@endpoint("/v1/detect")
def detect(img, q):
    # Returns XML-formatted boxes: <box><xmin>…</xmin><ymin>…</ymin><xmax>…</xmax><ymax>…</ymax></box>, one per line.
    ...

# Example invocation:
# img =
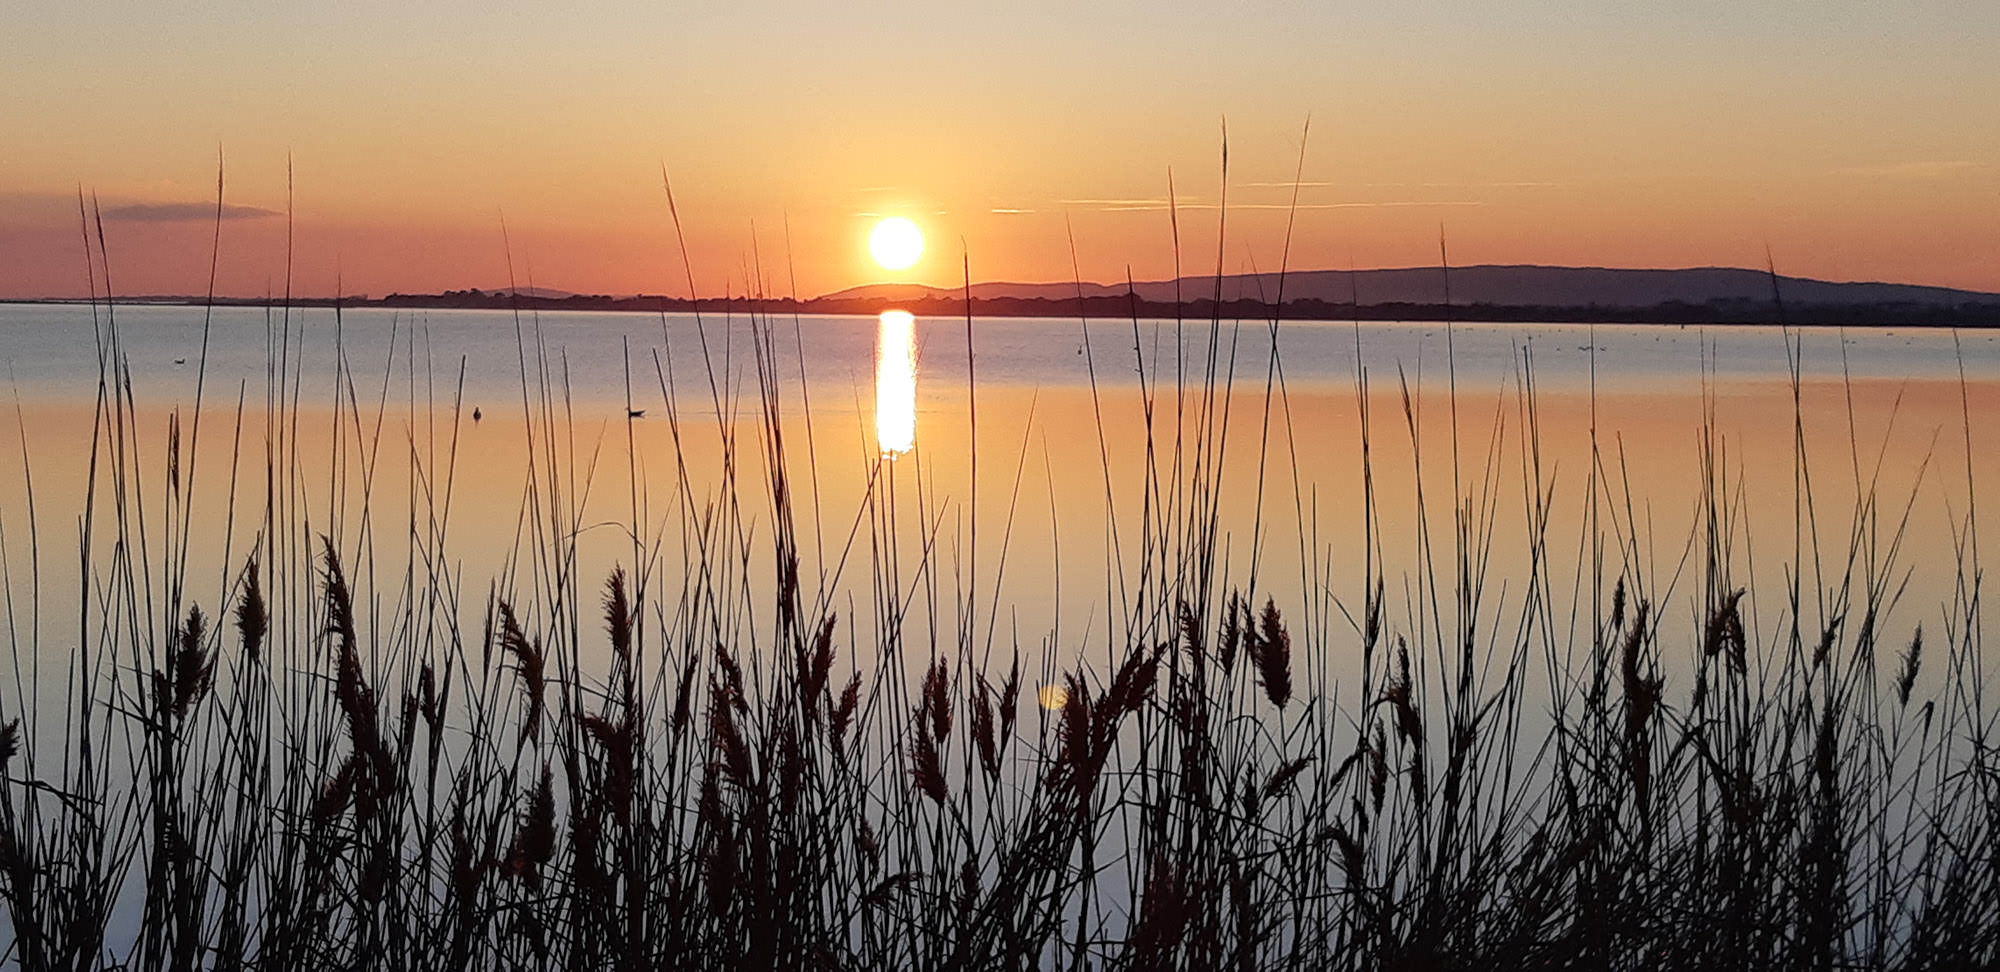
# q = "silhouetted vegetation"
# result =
<box><xmin>1</xmin><ymin>199</ymin><xmax>1996</xmax><ymax>971</ymax></box>
<box><xmin>18</xmin><ymin>276</ymin><xmax>2000</xmax><ymax>328</ymax></box>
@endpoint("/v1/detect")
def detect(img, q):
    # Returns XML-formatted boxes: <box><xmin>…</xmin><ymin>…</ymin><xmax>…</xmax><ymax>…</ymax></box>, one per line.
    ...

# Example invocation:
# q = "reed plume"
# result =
<box><xmin>603</xmin><ymin>568</ymin><xmax>632</xmax><ymax>665</ymax></box>
<box><xmin>1895</xmin><ymin>627</ymin><xmax>1924</xmax><ymax>707</ymax></box>
<box><xmin>496</xmin><ymin>601</ymin><xmax>546</xmax><ymax>744</ymax></box>
<box><xmin>921</xmin><ymin>658</ymin><xmax>951</xmax><ymax>742</ymax></box>
<box><xmin>1252</xmin><ymin>597</ymin><xmax>1292</xmax><ymax>709</ymax></box>
<box><xmin>507</xmin><ymin>765</ymin><xmax>556</xmax><ymax>890</ymax></box>
<box><xmin>165</xmin><ymin>604</ymin><xmax>214</xmax><ymax>717</ymax></box>
<box><xmin>234</xmin><ymin>558</ymin><xmax>265</xmax><ymax>662</ymax></box>
<box><xmin>910</xmin><ymin>727</ymin><xmax>948</xmax><ymax>805</ymax></box>
<box><xmin>831</xmin><ymin>672</ymin><xmax>861</xmax><ymax>754</ymax></box>
<box><xmin>1703</xmin><ymin>588</ymin><xmax>1748</xmax><ymax>671</ymax></box>
<box><xmin>973</xmin><ymin>677</ymin><xmax>1001</xmax><ymax>781</ymax></box>
<box><xmin>1218</xmin><ymin>591</ymin><xmax>1244</xmax><ymax>675</ymax></box>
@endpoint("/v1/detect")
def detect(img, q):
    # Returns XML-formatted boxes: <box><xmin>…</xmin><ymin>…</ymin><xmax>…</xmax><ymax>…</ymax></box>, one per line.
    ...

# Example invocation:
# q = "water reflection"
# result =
<box><xmin>875</xmin><ymin>310</ymin><xmax>917</xmax><ymax>456</ymax></box>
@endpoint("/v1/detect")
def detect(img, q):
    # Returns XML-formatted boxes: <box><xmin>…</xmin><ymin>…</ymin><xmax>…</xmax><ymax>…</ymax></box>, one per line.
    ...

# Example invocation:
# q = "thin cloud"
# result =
<box><xmin>1829</xmin><ymin>161</ymin><xmax>1988</xmax><ymax>179</ymax></box>
<box><xmin>103</xmin><ymin>202</ymin><xmax>281</xmax><ymax>222</ymax></box>
<box><xmin>1098</xmin><ymin>200</ymin><xmax>1486</xmax><ymax>212</ymax></box>
<box><xmin>990</xmin><ymin>207</ymin><xmax>1036</xmax><ymax>214</ymax></box>
<box><xmin>1060</xmin><ymin>198</ymin><xmax>1181</xmax><ymax>207</ymax></box>
<box><xmin>1236</xmin><ymin>180</ymin><xmax>1555</xmax><ymax>189</ymax></box>
<box><xmin>1363</xmin><ymin>181</ymin><xmax>1555</xmax><ymax>189</ymax></box>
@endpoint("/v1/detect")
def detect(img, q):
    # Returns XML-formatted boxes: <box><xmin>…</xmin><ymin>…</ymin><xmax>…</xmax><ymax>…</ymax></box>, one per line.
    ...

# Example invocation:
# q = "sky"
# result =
<box><xmin>2</xmin><ymin>0</ymin><xmax>1997</xmax><ymax>299</ymax></box>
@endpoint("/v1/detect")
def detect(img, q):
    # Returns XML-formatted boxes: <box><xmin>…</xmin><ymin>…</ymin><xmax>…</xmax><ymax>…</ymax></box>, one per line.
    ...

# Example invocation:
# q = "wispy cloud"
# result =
<box><xmin>990</xmin><ymin>207</ymin><xmax>1036</xmax><ymax>214</ymax></box>
<box><xmin>1366</xmin><ymin>181</ymin><xmax>1555</xmax><ymax>189</ymax></box>
<box><xmin>103</xmin><ymin>202</ymin><xmax>281</xmax><ymax>222</ymax></box>
<box><xmin>1097</xmin><ymin>200</ymin><xmax>1486</xmax><ymax>212</ymax></box>
<box><xmin>1828</xmin><ymin>161</ymin><xmax>1989</xmax><ymax>180</ymax></box>
<box><xmin>1237</xmin><ymin>180</ymin><xmax>1555</xmax><ymax>189</ymax></box>
<box><xmin>1059</xmin><ymin>198</ymin><xmax>1181</xmax><ymax>207</ymax></box>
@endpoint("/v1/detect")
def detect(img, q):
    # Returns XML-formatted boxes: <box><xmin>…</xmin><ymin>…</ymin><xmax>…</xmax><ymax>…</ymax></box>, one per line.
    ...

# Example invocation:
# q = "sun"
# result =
<box><xmin>869</xmin><ymin>217</ymin><xmax>925</xmax><ymax>271</ymax></box>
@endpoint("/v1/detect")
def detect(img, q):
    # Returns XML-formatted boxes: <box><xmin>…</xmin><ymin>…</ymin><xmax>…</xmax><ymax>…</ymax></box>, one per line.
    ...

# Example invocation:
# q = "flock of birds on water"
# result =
<box><xmin>145</xmin><ymin>324</ymin><xmax>1986</xmax><ymax>431</ymax></box>
<box><xmin>460</xmin><ymin>406</ymin><xmax>640</xmax><ymax>422</ymax></box>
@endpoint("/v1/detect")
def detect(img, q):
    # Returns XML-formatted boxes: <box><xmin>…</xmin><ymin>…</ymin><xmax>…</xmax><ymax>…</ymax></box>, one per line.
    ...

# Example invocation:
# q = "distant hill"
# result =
<box><xmin>827</xmin><ymin>280</ymin><xmax>1130</xmax><ymax>302</ymax></box>
<box><xmin>455</xmin><ymin>286</ymin><xmax>576</xmax><ymax>299</ymax></box>
<box><xmin>26</xmin><ymin>265</ymin><xmax>1997</xmax><ymax>327</ymax></box>
<box><xmin>822</xmin><ymin>266</ymin><xmax>2000</xmax><ymax>309</ymax></box>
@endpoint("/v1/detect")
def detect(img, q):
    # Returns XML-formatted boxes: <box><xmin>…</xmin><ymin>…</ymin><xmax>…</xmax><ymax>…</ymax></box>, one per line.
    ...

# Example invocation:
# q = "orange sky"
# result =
<box><xmin>3</xmin><ymin>1</ymin><xmax>1996</xmax><ymax>298</ymax></box>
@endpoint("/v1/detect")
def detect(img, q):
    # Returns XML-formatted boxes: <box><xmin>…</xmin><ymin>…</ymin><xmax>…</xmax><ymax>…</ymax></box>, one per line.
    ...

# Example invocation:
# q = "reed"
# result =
<box><xmin>0</xmin><ymin>188</ymin><xmax>1994</xmax><ymax>972</ymax></box>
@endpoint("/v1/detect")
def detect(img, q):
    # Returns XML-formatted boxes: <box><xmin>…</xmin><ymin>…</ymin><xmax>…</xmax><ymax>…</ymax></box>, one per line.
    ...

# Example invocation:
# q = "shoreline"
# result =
<box><xmin>6</xmin><ymin>293</ymin><xmax>1998</xmax><ymax>327</ymax></box>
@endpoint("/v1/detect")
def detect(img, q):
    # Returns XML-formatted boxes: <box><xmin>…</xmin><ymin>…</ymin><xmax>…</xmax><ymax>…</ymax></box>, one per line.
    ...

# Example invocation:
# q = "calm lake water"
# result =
<box><xmin>1</xmin><ymin>300</ymin><xmax>1997</xmax><ymax>711</ymax></box>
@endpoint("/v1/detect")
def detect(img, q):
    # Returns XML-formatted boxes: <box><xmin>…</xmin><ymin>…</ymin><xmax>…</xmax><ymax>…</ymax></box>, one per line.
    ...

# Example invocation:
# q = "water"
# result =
<box><xmin>0</xmin><ymin>300</ymin><xmax>1995</xmax><ymax>708</ymax></box>
<box><xmin>4</xmin><ymin>299</ymin><xmax>1997</xmax><ymax>961</ymax></box>
<box><xmin>7</xmin><ymin>301</ymin><xmax>1996</xmax><ymax>404</ymax></box>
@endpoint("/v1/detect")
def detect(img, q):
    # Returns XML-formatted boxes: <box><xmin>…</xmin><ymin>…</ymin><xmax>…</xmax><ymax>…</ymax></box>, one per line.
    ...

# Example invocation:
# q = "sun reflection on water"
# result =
<box><xmin>875</xmin><ymin>310</ymin><xmax>917</xmax><ymax>457</ymax></box>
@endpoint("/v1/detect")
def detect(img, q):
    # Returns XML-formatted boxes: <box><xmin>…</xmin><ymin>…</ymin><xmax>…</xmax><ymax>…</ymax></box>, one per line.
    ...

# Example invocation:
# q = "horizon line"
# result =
<box><xmin>10</xmin><ymin>261</ymin><xmax>2000</xmax><ymax>305</ymax></box>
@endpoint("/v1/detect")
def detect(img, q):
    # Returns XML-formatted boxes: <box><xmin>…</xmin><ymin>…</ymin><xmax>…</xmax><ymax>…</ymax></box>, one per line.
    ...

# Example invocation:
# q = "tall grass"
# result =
<box><xmin>0</xmin><ymin>196</ymin><xmax>1996</xmax><ymax>972</ymax></box>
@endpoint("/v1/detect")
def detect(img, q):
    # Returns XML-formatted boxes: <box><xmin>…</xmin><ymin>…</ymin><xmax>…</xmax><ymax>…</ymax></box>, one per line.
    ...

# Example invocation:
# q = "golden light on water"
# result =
<box><xmin>875</xmin><ymin>310</ymin><xmax>917</xmax><ymax>457</ymax></box>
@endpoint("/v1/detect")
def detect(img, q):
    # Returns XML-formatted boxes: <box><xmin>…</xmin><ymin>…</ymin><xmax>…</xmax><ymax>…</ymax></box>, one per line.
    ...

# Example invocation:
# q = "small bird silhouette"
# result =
<box><xmin>628</xmin><ymin>408</ymin><xmax>646</xmax><ymax>418</ymax></box>
<box><xmin>472</xmin><ymin>407</ymin><xmax>482</xmax><ymax>422</ymax></box>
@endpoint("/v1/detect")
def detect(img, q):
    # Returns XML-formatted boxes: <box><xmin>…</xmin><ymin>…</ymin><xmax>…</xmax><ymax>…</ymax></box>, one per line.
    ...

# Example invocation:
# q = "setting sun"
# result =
<box><xmin>869</xmin><ymin>217</ymin><xmax>925</xmax><ymax>271</ymax></box>
<box><xmin>9</xmin><ymin>1</ymin><xmax>2000</xmax><ymax>964</ymax></box>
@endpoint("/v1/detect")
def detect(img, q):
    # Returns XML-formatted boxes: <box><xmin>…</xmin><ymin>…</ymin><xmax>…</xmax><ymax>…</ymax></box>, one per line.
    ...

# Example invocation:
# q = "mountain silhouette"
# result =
<box><xmin>822</xmin><ymin>265</ymin><xmax>1998</xmax><ymax>309</ymax></box>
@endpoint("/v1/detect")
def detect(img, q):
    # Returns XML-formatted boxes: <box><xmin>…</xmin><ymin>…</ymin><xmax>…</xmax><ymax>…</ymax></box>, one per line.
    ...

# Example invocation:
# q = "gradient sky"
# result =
<box><xmin>3</xmin><ymin>0</ymin><xmax>1997</xmax><ymax>299</ymax></box>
